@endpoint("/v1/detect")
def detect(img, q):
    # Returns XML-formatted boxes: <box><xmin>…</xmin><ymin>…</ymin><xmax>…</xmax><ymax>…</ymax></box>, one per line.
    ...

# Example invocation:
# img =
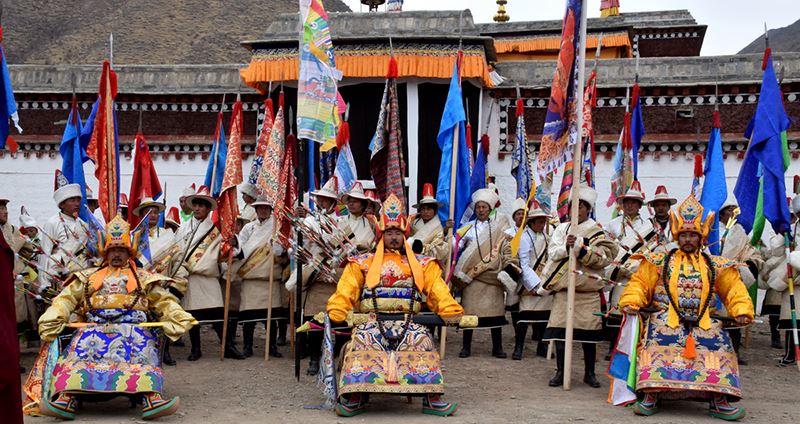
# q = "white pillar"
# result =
<box><xmin>406</xmin><ymin>81</ymin><xmax>420</xmax><ymax>212</ymax></box>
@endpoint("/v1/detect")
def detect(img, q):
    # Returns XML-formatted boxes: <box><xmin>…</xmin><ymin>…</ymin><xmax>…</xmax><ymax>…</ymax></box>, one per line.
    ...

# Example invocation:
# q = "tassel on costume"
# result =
<box><xmin>683</xmin><ymin>332</ymin><xmax>697</xmax><ymax>359</ymax></box>
<box><xmin>385</xmin><ymin>351</ymin><xmax>399</xmax><ymax>384</ymax></box>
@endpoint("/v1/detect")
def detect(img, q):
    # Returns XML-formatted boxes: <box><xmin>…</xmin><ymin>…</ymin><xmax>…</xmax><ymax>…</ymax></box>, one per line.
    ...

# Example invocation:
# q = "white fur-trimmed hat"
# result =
<box><xmin>511</xmin><ymin>197</ymin><xmax>527</xmax><ymax>214</ymax></box>
<box><xmin>239</xmin><ymin>182</ymin><xmax>259</xmax><ymax>198</ymax></box>
<box><xmin>577</xmin><ymin>185</ymin><xmax>597</xmax><ymax>208</ymax></box>
<box><xmin>471</xmin><ymin>188</ymin><xmax>500</xmax><ymax>209</ymax></box>
<box><xmin>53</xmin><ymin>170</ymin><xmax>82</xmax><ymax>206</ymax></box>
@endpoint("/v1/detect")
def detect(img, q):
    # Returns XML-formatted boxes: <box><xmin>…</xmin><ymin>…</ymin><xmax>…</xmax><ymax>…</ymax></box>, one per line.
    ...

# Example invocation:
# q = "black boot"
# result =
<box><xmin>512</xmin><ymin>323</ymin><xmax>527</xmax><ymax>360</ymax></box>
<box><xmin>583</xmin><ymin>343</ymin><xmax>600</xmax><ymax>388</ymax></box>
<box><xmin>242</xmin><ymin>322</ymin><xmax>255</xmax><ymax>358</ymax></box>
<box><xmin>491</xmin><ymin>327</ymin><xmax>507</xmax><ymax>358</ymax></box>
<box><xmin>214</xmin><ymin>321</ymin><xmax>246</xmax><ymax>360</ymax></box>
<box><xmin>269</xmin><ymin>321</ymin><xmax>282</xmax><ymax>358</ymax></box>
<box><xmin>533</xmin><ymin>323</ymin><xmax>548</xmax><ymax>358</ymax></box>
<box><xmin>779</xmin><ymin>332</ymin><xmax>797</xmax><ymax>367</ymax></box>
<box><xmin>187</xmin><ymin>326</ymin><xmax>202</xmax><ymax>361</ymax></box>
<box><xmin>277</xmin><ymin>320</ymin><xmax>288</xmax><ymax>346</ymax></box>
<box><xmin>162</xmin><ymin>340</ymin><xmax>176</xmax><ymax>366</ymax></box>
<box><xmin>729</xmin><ymin>328</ymin><xmax>746</xmax><ymax>365</ymax></box>
<box><xmin>459</xmin><ymin>330</ymin><xmax>473</xmax><ymax>358</ymax></box>
<box><xmin>770</xmin><ymin>315</ymin><xmax>783</xmax><ymax>349</ymax></box>
<box><xmin>549</xmin><ymin>341</ymin><xmax>565</xmax><ymax>387</ymax></box>
<box><xmin>308</xmin><ymin>331</ymin><xmax>322</xmax><ymax>375</ymax></box>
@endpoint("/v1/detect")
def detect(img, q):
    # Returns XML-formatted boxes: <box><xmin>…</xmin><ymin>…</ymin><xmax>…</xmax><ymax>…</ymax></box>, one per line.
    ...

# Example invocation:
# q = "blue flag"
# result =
<box><xmin>435</xmin><ymin>61</ymin><xmax>470</xmax><ymax>224</ymax></box>
<box><xmin>58</xmin><ymin>99</ymin><xmax>95</xmax><ymax>226</ymax></box>
<box><xmin>700</xmin><ymin>112</ymin><xmax>726</xmax><ymax>255</ymax></box>
<box><xmin>204</xmin><ymin>113</ymin><xmax>227</xmax><ymax>197</ymax></box>
<box><xmin>0</xmin><ymin>40</ymin><xmax>21</xmax><ymax>151</ymax></box>
<box><xmin>734</xmin><ymin>53</ymin><xmax>792</xmax><ymax>237</ymax></box>
<box><xmin>630</xmin><ymin>85</ymin><xmax>645</xmax><ymax>179</ymax></box>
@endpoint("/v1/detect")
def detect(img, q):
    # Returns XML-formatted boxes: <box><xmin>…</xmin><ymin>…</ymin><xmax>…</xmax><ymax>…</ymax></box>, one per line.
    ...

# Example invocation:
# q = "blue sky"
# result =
<box><xmin>341</xmin><ymin>0</ymin><xmax>799</xmax><ymax>56</ymax></box>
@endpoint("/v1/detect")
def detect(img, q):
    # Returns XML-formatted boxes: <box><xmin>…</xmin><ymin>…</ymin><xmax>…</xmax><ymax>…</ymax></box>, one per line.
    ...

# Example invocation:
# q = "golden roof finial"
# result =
<box><xmin>494</xmin><ymin>0</ymin><xmax>510</xmax><ymax>23</ymax></box>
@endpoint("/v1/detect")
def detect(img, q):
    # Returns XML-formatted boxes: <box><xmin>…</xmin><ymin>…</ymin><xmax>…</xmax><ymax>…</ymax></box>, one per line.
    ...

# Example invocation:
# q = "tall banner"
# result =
<box><xmin>297</xmin><ymin>0</ymin><xmax>342</xmax><ymax>150</ymax></box>
<box><xmin>86</xmin><ymin>60</ymin><xmax>120</xmax><ymax>222</ymax></box>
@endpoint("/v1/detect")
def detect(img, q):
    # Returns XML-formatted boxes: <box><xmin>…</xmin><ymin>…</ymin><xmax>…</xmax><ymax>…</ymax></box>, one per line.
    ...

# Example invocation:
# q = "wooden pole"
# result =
<box><xmin>264</xmin><ymin>251</ymin><xmax>276</xmax><ymax>362</ymax></box>
<box><xmin>563</xmin><ymin>0</ymin><xmax>589</xmax><ymax>391</ymax></box>
<box><xmin>289</xmin><ymin>292</ymin><xmax>295</xmax><ymax>351</ymax></box>
<box><xmin>220</xmin><ymin>251</ymin><xmax>234</xmax><ymax>360</ymax></box>
<box><xmin>441</xmin><ymin>118</ymin><xmax>461</xmax><ymax>360</ymax></box>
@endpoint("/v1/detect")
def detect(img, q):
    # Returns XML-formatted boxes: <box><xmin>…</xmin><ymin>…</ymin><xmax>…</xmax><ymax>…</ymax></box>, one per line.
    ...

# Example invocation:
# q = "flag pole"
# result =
<box><xmin>563</xmin><ymin>0</ymin><xmax>589</xmax><ymax>391</ymax></box>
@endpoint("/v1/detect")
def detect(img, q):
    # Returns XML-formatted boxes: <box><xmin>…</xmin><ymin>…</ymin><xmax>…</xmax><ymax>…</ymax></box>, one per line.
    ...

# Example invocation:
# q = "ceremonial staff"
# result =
<box><xmin>563</xmin><ymin>0</ymin><xmax>589</xmax><ymax>391</ymax></box>
<box><xmin>295</xmin><ymin>131</ymin><xmax>304</xmax><ymax>381</ymax></box>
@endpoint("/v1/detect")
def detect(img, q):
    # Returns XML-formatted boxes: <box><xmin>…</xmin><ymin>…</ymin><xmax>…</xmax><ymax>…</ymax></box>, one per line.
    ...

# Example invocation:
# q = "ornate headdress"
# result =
<box><xmin>366</xmin><ymin>193</ymin><xmax>424</xmax><ymax>290</ymax></box>
<box><xmin>376</xmin><ymin>193</ymin><xmax>408</xmax><ymax>238</ymax></box>
<box><xmin>98</xmin><ymin>214</ymin><xmax>139</xmax><ymax>256</ymax></box>
<box><xmin>669</xmin><ymin>194</ymin><xmax>714</xmax><ymax>241</ymax></box>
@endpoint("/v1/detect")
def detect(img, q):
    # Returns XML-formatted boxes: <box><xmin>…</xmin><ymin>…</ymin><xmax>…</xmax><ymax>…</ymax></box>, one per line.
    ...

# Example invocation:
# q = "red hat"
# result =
<box><xmin>412</xmin><ymin>183</ymin><xmax>443</xmax><ymax>209</ymax></box>
<box><xmin>165</xmin><ymin>207</ymin><xmax>181</xmax><ymax>229</ymax></box>
<box><xmin>647</xmin><ymin>185</ymin><xmax>677</xmax><ymax>206</ymax></box>
<box><xmin>120</xmin><ymin>193</ymin><xmax>129</xmax><ymax>208</ymax></box>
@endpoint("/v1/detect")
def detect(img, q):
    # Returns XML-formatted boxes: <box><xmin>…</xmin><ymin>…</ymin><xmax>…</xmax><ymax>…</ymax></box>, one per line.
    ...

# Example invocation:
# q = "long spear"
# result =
<box><xmin>563</xmin><ymin>0</ymin><xmax>589</xmax><ymax>391</ymax></box>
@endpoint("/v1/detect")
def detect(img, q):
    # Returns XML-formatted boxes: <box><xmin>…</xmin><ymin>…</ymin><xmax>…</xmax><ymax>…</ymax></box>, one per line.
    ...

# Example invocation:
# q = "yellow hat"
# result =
<box><xmin>669</xmin><ymin>194</ymin><xmax>714</xmax><ymax>241</ymax></box>
<box><xmin>98</xmin><ymin>213</ymin><xmax>138</xmax><ymax>256</ymax></box>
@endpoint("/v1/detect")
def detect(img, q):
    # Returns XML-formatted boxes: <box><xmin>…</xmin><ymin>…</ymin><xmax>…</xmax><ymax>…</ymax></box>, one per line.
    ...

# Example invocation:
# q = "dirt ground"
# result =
<box><xmin>21</xmin><ymin>321</ymin><xmax>796</xmax><ymax>424</ymax></box>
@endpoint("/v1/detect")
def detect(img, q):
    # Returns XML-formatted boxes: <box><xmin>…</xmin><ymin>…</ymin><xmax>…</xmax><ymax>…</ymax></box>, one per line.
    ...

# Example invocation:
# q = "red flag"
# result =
<box><xmin>218</xmin><ymin>100</ymin><xmax>244</xmax><ymax>257</ymax></box>
<box><xmin>275</xmin><ymin>133</ymin><xmax>297</xmax><ymax>250</ymax></box>
<box><xmin>127</xmin><ymin>133</ymin><xmax>162</xmax><ymax>226</ymax></box>
<box><xmin>86</xmin><ymin>60</ymin><xmax>119</xmax><ymax>222</ymax></box>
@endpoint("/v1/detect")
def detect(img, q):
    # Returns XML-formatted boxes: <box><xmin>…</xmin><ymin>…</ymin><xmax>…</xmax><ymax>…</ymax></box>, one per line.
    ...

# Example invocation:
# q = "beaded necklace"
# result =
<box><xmin>474</xmin><ymin>219</ymin><xmax>493</xmax><ymax>264</ymax></box>
<box><xmin>371</xmin><ymin>280</ymin><xmax>416</xmax><ymax>351</ymax></box>
<box><xmin>661</xmin><ymin>249</ymin><xmax>716</xmax><ymax>328</ymax></box>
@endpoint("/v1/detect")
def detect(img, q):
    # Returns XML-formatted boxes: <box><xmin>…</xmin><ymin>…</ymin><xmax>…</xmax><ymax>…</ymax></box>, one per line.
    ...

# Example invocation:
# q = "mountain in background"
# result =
<box><xmin>739</xmin><ymin>18</ymin><xmax>800</xmax><ymax>54</ymax></box>
<box><xmin>1</xmin><ymin>0</ymin><xmax>351</xmax><ymax>65</ymax></box>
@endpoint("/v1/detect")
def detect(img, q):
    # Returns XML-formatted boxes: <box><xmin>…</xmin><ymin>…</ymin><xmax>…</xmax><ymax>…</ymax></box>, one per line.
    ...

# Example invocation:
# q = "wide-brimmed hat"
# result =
<box><xmin>239</xmin><ymin>182</ymin><xmax>259</xmax><ymax>198</ymax></box>
<box><xmin>119</xmin><ymin>193</ymin><xmax>129</xmax><ymax>208</ymax></box>
<box><xmin>251</xmin><ymin>195</ymin><xmax>273</xmax><ymax>208</ymax></box>
<box><xmin>342</xmin><ymin>181</ymin><xmax>370</xmax><ymax>203</ymax></box>
<box><xmin>53</xmin><ymin>170</ymin><xmax>82</xmax><ymax>206</ymax></box>
<box><xmin>180</xmin><ymin>183</ymin><xmax>196</xmax><ymax>199</ymax></box>
<box><xmin>310</xmin><ymin>177</ymin><xmax>339</xmax><ymax>201</ymax></box>
<box><xmin>86</xmin><ymin>185</ymin><xmax>98</xmax><ymax>201</ymax></box>
<box><xmin>412</xmin><ymin>183</ymin><xmax>443</xmax><ymax>209</ymax></box>
<box><xmin>185</xmin><ymin>185</ymin><xmax>218</xmax><ymax>210</ymax></box>
<box><xmin>133</xmin><ymin>196</ymin><xmax>166</xmax><ymax>217</ymax></box>
<box><xmin>165</xmin><ymin>207</ymin><xmax>181</xmax><ymax>229</ymax></box>
<box><xmin>365</xmin><ymin>189</ymin><xmax>382</xmax><ymax>211</ymax></box>
<box><xmin>617</xmin><ymin>181</ymin><xmax>645</xmax><ymax>204</ymax></box>
<box><xmin>647</xmin><ymin>185</ymin><xmax>677</xmax><ymax>206</ymax></box>
<box><xmin>526</xmin><ymin>200</ymin><xmax>549</xmax><ymax>220</ymax></box>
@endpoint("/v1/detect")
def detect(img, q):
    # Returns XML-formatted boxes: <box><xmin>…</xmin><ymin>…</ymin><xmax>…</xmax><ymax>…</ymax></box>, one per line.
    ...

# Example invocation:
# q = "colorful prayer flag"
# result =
<box><xmin>297</xmin><ymin>0</ymin><xmax>342</xmax><ymax>150</ymax></box>
<box><xmin>59</xmin><ymin>96</ymin><xmax>90</xmax><ymax>221</ymax></box>
<box><xmin>630</xmin><ymin>83</ymin><xmax>645</xmax><ymax>179</ymax></box>
<box><xmin>511</xmin><ymin>99</ymin><xmax>533</xmax><ymax>200</ymax></box>
<box><xmin>257</xmin><ymin>94</ymin><xmax>286</xmax><ymax>205</ymax></box>
<box><xmin>334</xmin><ymin>120</ymin><xmax>357</xmax><ymax>195</ymax></box>
<box><xmin>607</xmin><ymin>314</ymin><xmax>639</xmax><ymax>406</ymax></box>
<box><xmin>275</xmin><ymin>133</ymin><xmax>298</xmax><ymax>250</ymax></box>
<box><xmin>247</xmin><ymin>98</ymin><xmax>274</xmax><ymax>187</ymax></box>
<box><xmin>536</xmin><ymin>0</ymin><xmax>584</xmax><ymax>178</ymax></box>
<box><xmin>369</xmin><ymin>57</ymin><xmax>406</xmax><ymax>207</ymax></box>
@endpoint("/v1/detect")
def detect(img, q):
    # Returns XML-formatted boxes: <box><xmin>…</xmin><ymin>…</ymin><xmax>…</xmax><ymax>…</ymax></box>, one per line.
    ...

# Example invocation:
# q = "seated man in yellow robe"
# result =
<box><xmin>619</xmin><ymin>195</ymin><xmax>754</xmax><ymax>421</ymax></box>
<box><xmin>34</xmin><ymin>215</ymin><xmax>196</xmax><ymax>420</ymax></box>
<box><xmin>327</xmin><ymin>194</ymin><xmax>464</xmax><ymax>417</ymax></box>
